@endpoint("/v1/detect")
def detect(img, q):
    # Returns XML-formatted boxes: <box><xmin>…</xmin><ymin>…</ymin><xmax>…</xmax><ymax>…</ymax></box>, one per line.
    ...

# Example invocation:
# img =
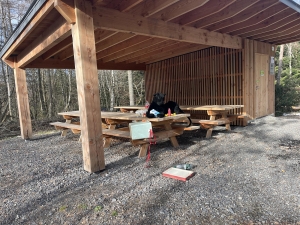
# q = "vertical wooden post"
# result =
<box><xmin>72</xmin><ymin>0</ymin><xmax>105</xmax><ymax>172</ymax></box>
<box><xmin>14</xmin><ymin>66</ymin><xmax>32</xmax><ymax>139</ymax></box>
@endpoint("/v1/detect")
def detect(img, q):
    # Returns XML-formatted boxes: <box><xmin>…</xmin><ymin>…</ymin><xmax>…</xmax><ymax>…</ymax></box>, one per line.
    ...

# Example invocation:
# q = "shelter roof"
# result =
<box><xmin>1</xmin><ymin>0</ymin><xmax>300</xmax><ymax>70</ymax></box>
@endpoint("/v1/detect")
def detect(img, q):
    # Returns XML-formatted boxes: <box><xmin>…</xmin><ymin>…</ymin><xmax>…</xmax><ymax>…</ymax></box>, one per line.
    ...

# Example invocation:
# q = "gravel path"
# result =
<box><xmin>0</xmin><ymin>115</ymin><xmax>300</xmax><ymax>225</ymax></box>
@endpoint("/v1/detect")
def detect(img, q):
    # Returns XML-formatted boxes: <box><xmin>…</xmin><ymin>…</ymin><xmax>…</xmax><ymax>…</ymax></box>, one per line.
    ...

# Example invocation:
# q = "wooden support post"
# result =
<box><xmin>72</xmin><ymin>0</ymin><xmax>104</xmax><ymax>173</ymax></box>
<box><xmin>14</xmin><ymin>66</ymin><xmax>32</xmax><ymax>139</ymax></box>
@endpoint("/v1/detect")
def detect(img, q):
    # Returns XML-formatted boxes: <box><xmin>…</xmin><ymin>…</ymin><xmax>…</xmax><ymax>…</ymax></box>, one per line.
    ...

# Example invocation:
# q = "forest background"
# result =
<box><xmin>1</xmin><ymin>0</ymin><xmax>300</xmax><ymax>133</ymax></box>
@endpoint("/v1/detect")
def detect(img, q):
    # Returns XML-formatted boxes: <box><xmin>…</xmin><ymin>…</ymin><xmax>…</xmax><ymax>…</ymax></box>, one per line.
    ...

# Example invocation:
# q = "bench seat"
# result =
<box><xmin>102</xmin><ymin>129</ymin><xmax>131</xmax><ymax>139</ymax></box>
<box><xmin>198</xmin><ymin>119</ymin><xmax>226</xmax><ymax>125</ymax></box>
<box><xmin>50</xmin><ymin>122</ymin><xmax>81</xmax><ymax>134</ymax></box>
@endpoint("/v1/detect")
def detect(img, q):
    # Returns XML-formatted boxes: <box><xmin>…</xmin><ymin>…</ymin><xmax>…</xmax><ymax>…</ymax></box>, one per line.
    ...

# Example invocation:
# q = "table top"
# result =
<box><xmin>58</xmin><ymin>111</ymin><xmax>190</xmax><ymax>122</ymax></box>
<box><xmin>114</xmin><ymin>105</ymin><xmax>244</xmax><ymax>111</ymax></box>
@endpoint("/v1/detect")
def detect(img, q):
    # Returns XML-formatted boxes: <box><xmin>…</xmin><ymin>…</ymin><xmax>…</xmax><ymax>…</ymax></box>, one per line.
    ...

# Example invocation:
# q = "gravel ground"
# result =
<box><xmin>0</xmin><ymin>115</ymin><xmax>300</xmax><ymax>225</ymax></box>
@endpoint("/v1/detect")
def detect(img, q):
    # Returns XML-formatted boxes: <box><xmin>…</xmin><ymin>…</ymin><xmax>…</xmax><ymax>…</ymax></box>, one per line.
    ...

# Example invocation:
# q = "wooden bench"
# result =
<box><xmin>172</xmin><ymin>124</ymin><xmax>201</xmax><ymax>131</ymax></box>
<box><xmin>197</xmin><ymin>119</ymin><xmax>229</xmax><ymax>138</ymax></box>
<box><xmin>50</xmin><ymin>122</ymin><xmax>81</xmax><ymax>134</ymax></box>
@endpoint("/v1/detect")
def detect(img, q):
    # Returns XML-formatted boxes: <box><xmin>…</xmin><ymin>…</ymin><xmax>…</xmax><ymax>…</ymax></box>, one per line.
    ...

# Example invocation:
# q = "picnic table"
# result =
<box><xmin>114</xmin><ymin>105</ymin><xmax>245</xmax><ymax>138</ymax></box>
<box><xmin>50</xmin><ymin>111</ymin><xmax>191</xmax><ymax>157</ymax></box>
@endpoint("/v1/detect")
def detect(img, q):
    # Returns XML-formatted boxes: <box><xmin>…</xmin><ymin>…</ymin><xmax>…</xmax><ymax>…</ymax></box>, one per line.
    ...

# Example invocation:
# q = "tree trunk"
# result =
<box><xmin>128</xmin><ymin>70</ymin><xmax>134</xmax><ymax>105</ymax></box>
<box><xmin>47</xmin><ymin>69</ymin><xmax>53</xmax><ymax>118</ymax></box>
<box><xmin>64</xmin><ymin>69</ymin><xmax>72</xmax><ymax>111</ymax></box>
<box><xmin>288</xmin><ymin>43</ymin><xmax>292</xmax><ymax>76</ymax></box>
<box><xmin>38</xmin><ymin>69</ymin><xmax>47</xmax><ymax>114</ymax></box>
<box><xmin>109</xmin><ymin>70</ymin><xmax>115</xmax><ymax>111</ymax></box>
<box><xmin>277</xmin><ymin>44</ymin><xmax>284</xmax><ymax>85</ymax></box>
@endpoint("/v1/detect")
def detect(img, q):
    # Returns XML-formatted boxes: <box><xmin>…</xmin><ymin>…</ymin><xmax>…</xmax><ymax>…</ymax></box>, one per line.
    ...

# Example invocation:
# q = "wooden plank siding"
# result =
<box><xmin>145</xmin><ymin>40</ymin><xmax>275</xmax><ymax>125</ymax></box>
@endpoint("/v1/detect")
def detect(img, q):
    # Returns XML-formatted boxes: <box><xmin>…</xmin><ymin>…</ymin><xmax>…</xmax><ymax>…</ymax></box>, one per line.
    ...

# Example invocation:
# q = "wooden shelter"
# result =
<box><xmin>1</xmin><ymin>0</ymin><xmax>300</xmax><ymax>172</ymax></box>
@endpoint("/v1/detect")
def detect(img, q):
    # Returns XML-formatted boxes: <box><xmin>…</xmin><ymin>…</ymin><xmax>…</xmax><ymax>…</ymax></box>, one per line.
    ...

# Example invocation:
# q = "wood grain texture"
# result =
<box><xmin>14</xmin><ymin>67</ymin><xmax>32</xmax><ymax>139</ymax></box>
<box><xmin>72</xmin><ymin>0</ymin><xmax>105</xmax><ymax>173</ymax></box>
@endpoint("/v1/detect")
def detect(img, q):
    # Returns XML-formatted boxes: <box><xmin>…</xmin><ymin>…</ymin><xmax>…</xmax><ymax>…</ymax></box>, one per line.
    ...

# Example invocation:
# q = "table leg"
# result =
<box><xmin>164</xmin><ymin>123</ymin><xmax>179</xmax><ymax>147</ymax></box>
<box><xmin>103</xmin><ymin>124</ymin><xmax>116</xmax><ymax>148</ymax></box>
<box><xmin>61</xmin><ymin>119</ymin><xmax>71</xmax><ymax>136</ymax></box>
<box><xmin>220</xmin><ymin>112</ymin><xmax>231</xmax><ymax>130</ymax></box>
<box><xmin>139</xmin><ymin>143</ymin><xmax>149</xmax><ymax>157</ymax></box>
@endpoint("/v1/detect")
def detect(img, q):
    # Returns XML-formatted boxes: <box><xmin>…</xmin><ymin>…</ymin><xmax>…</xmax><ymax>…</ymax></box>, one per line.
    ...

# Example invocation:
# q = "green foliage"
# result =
<box><xmin>275</xmin><ymin>78</ymin><xmax>300</xmax><ymax>114</ymax></box>
<box><xmin>94</xmin><ymin>205</ymin><xmax>103</xmax><ymax>212</ymax></box>
<box><xmin>111</xmin><ymin>210</ymin><xmax>118</xmax><ymax>216</ymax></box>
<box><xmin>59</xmin><ymin>205</ymin><xmax>68</xmax><ymax>212</ymax></box>
<box><xmin>275</xmin><ymin>42</ymin><xmax>300</xmax><ymax>115</ymax></box>
<box><xmin>78</xmin><ymin>203</ymin><xmax>88</xmax><ymax>210</ymax></box>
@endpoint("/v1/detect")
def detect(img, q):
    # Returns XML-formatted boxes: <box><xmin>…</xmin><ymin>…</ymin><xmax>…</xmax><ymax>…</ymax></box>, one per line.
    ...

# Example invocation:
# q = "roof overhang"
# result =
<box><xmin>1</xmin><ymin>0</ymin><xmax>300</xmax><ymax>70</ymax></box>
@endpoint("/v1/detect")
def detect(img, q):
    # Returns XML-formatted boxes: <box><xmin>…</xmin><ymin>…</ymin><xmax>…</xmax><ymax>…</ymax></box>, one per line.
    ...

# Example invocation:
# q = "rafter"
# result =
<box><xmin>2</xmin><ymin>0</ymin><xmax>55</xmax><ymax>61</ymax></box>
<box><xmin>192</xmin><ymin>0</ymin><xmax>260</xmax><ymax>29</ymax></box>
<box><xmin>238</xmin><ymin>12</ymin><xmax>300</xmax><ymax>38</ymax></box>
<box><xmin>129</xmin><ymin>0</ymin><xmax>180</xmax><ymax>17</ymax></box>
<box><xmin>205</xmin><ymin>0</ymin><xmax>278</xmax><ymax>31</ymax></box>
<box><xmin>146</xmin><ymin>44</ymin><xmax>209</xmax><ymax>64</ymax></box>
<box><xmin>173</xmin><ymin>0</ymin><xmax>236</xmax><ymax>25</ymax></box>
<box><xmin>253</xmin><ymin>20</ymin><xmax>300</xmax><ymax>40</ymax></box>
<box><xmin>95</xmin><ymin>36</ymin><xmax>151</xmax><ymax>60</ymax></box>
<box><xmin>113</xmin><ymin>40</ymin><xmax>176</xmax><ymax>63</ymax></box>
<box><xmin>119</xmin><ymin>0</ymin><xmax>144</xmax><ymax>12</ymax></box>
<box><xmin>150</xmin><ymin>0</ymin><xmax>209</xmax><ymax>22</ymax></box>
<box><xmin>274</xmin><ymin>35</ymin><xmax>300</xmax><ymax>45</ymax></box>
<box><xmin>92</xmin><ymin>6</ymin><xmax>242</xmax><ymax>49</ymax></box>
<box><xmin>231</xmin><ymin>10</ymin><xmax>298</xmax><ymax>36</ymax></box>
<box><xmin>259</xmin><ymin>23</ymin><xmax>300</xmax><ymax>42</ymax></box>
<box><xmin>95</xmin><ymin>33</ymin><xmax>135</xmax><ymax>53</ymax></box>
<box><xmin>17</xmin><ymin>18</ymin><xmax>71</xmax><ymax>68</ymax></box>
<box><xmin>218</xmin><ymin>4</ymin><xmax>288</xmax><ymax>34</ymax></box>
<box><xmin>123</xmin><ymin>41</ymin><xmax>181</xmax><ymax>63</ymax></box>
<box><xmin>57</xmin><ymin>29</ymin><xmax>116</xmax><ymax>60</ymax></box>
<box><xmin>54</xmin><ymin>0</ymin><xmax>75</xmax><ymax>24</ymax></box>
<box><xmin>136</xmin><ymin>42</ymin><xmax>192</xmax><ymax>63</ymax></box>
<box><xmin>42</xmin><ymin>36</ymin><xmax>72</xmax><ymax>60</ymax></box>
<box><xmin>26</xmin><ymin>58</ymin><xmax>146</xmax><ymax>70</ymax></box>
<box><xmin>102</xmin><ymin>38</ymin><xmax>167</xmax><ymax>62</ymax></box>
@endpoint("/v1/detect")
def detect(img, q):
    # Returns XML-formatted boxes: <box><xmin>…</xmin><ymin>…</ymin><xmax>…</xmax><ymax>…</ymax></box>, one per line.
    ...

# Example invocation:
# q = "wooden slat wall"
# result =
<box><xmin>145</xmin><ymin>40</ymin><xmax>275</xmax><ymax>126</ymax></box>
<box><xmin>145</xmin><ymin>46</ymin><xmax>244</xmax><ymax>125</ymax></box>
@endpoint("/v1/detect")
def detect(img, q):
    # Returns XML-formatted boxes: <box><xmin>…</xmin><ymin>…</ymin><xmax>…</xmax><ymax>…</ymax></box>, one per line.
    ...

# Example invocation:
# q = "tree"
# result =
<box><xmin>128</xmin><ymin>70</ymin><xmax>134</xmax><ymax>105</ymax></box>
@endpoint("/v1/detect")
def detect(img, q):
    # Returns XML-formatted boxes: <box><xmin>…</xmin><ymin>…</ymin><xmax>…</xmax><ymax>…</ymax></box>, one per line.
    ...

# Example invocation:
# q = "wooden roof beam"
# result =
<box><xmin>150</xmin><ymin>0</ymin><xmax>209</xmax><ymax>22</ymax></box>
<box><xmin>102</xmin><ymin>38</ymin><xmax>167</xmax><ymax>62</ymax></box>
<box><xmin>95</xmin><ymin>33</ymin><xmax>135</xmax><ymax>53</ymax></box>
<box><xmin>206</xmin><ymin>0</ymin><xmax>278</xmax><ymax>31</ymax></box>
<box><xmin>2</xmin><ymin>0</ymin><xmax>55</xmax><ymax>61</ymax></box>
<box><xmin>26</xmin><ymin>58</ymin><xmax>146</xmax><ymax>70</ymax></box>
<box><xmin>239</xmin><ymin>12</ymin><xmax>300</xmax><ymax>38</ymax></box>
<box><xmin>41</xmin><ymin>36</ymin><xmax>72</xmax><ymax>60</ymax></box>
<box><xmin>173</xmin><ymin>0</ymin><xmax>236</xmax><ymax>26</ymax></box>
<box><xmin>192</xmin><ymin>0</ymin><xmax>260</xmax><ymax>29</ymax></box>
<box><xmin>93</xmin><ymin>6</ymin><xmax>242</xmax><ymax>49</ymax></box>
<box><xmin>135</xmin><ymin>42</ymin><xmax>192</xmax><ymax>63</ymax></box>
<box><xmin>231</xmin><ymin>10</ymin><xmax>298</xmax><ymax>36</ymax></box>
<box><xmin>95</xmin><ymin>36</ymin><xmax>151</xmax><ymax>60</ymax></box>
<box><xmin>124</xmin><ymin>41</ymin><xmax>181</xmax><ymax>63</ymax></box>
<box><xmin>54</xmin><ymin>0</ymin><xmax>75</xmax><ymax>24</ymax></box>
<box><xmin>17</xmin><ymin>17</ymin><xmax>71</xmax><ymax>68</ymax></box>
<box><xmin>119</xmin><ymin>0</ymin><xmax>144</xmax><ymax>12</ymax></box>
<box><xmin>57</xmin><ymin>29</ymin><xmax>116</xmax><ymax>60</ymax></box>
<box><xmin>146</xmin><ymin>44</ymin><xmax>209</xmax><ymax>64</ymax></box>
<box><xmin>263</xmin><ymin>24</ymin><xmax>300</xmax><ymax>42</ymax></box>
<box><xmin>252</xmin><ymin>20</ymin><xmax>300</xmax><ymax>40</ymax></box>
<box><xmin>274</xmin><ymin>35</ymin><xmax>300</xmax><ymax>45</ymax></box>
<box><xmin>129</xmin><ymin>0</ymin><xmax>180</xmax><ymax>17</ymax></box>
<box><xmin>218</xmin><ymin>4</ymin><xmax>288</xmax><ymax>34</ymax></box>
<box><xmin>112</xmin><ymin>39</ymin><xmax>171</xmax><ymax>63</ymax></box>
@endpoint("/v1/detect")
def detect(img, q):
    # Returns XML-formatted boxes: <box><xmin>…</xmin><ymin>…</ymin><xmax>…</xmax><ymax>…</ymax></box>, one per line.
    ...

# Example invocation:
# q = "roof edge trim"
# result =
<box><xmin>280</xmin><ymin>0</ymin><xmax>300</xmax><ymax>13</ymax></box>
<box><xmin>0</xmin><ymin>0</ymin><xmax>47</xmax><ymax>59</ymax></box>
